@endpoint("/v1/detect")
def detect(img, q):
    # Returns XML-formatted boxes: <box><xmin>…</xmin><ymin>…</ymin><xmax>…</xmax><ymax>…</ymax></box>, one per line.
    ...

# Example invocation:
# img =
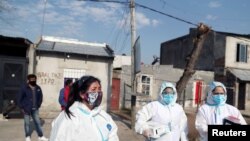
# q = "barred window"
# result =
<box><xmin>138</xmin><ymin>74</ymin><xmax>153</xmax><ymax>95</ymax></box>
<box><xmin>236</xmin><ymin>43</ymin><xmax>248</xmax><ymax>63</ymax></box>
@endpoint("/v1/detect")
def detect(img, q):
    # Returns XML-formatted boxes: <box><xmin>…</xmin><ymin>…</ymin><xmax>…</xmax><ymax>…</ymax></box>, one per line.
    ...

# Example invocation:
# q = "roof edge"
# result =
<box><xmin>41</xmin><ymin>36</ymin><xmax>107</xmax><ymax>47</ymax></box>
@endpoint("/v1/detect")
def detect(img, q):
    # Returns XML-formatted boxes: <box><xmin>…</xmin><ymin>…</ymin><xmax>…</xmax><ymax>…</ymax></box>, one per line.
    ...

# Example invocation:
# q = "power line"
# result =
<box><xmin>79</xmin><ymin>0</ymin><xmax>199</xmax><ymax>27</ymax></box>
<box><xmin>115</xmin><ymin>9</ymin><xmax>130</xmax><ymax>53</ymax></box>
<box><xmin>78</xmin><ymin>1</ymin><xmax>250</xmax><ymax>44</ymax></box>
<box><xmin>78</xmin><ymin>0</ymin><xmax>129</xmax><ymax>4</ymax></box>
<box><xmin>110</xmin><ymin>4</ymin><xmax>129</xmax><ymax>52</ymax></box>
<box><xmin>117</xmin><ymin>31</ymin><xmax>130</xmax><ymax>54</ymax></box>
<box><xmin>135</xmin><ymin>2</ymin><xmax>198</xmax><ymax>27</ymax></box>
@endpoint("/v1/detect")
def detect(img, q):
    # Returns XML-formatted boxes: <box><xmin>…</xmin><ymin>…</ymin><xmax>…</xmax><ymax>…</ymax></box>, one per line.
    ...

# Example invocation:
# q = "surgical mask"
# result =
<box><xmin>162</xmin><ymin>94</ymin><xmax>174</xmax><ymax>105</ymax></box>
<box><xmin>212</xmin><ymin>95</ymin><xmax>226</xmax><ymax>105</ymax></box>
<box><xmin>84</xmin><ymin>91</ymin><xmax>103</xmax><ymax>107</ymax></box>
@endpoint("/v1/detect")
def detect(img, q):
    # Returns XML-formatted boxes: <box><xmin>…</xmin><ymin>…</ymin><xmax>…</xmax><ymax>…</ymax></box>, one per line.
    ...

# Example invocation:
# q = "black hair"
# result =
<box><xmin>65</xmin><ymin>75</ymin><xmax>101</xmax><ymax>118</ymax></box>
<box><xmin>27</xmin><ymin>74</ymin><xmax>37</xmax><ymax>80</ymax></box>
<box><xmin>65</xmin><ymin>79</ymin><xmax>73</xmax><ymax>86</ymax></box>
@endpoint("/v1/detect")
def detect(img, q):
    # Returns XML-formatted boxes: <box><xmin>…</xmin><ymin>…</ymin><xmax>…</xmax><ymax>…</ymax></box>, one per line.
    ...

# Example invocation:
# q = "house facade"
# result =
<box><xmin>0</xmin><ymin>35</ymin><xmax>114</xmax><ymax>118</ymax></box>
<box><xmin>119</xmin><ymin>65</ymin><xmax>214</xmax><ymax>110</ymax></box>
<box><xmin>33</xmin><ymin>36</ymin><xmax>114</xmax><ymax>112</ymax></box>
<box><xmin>161</xmin><ymin>28</ymin><xmax>250</xmax><ymax>110</ymax></box>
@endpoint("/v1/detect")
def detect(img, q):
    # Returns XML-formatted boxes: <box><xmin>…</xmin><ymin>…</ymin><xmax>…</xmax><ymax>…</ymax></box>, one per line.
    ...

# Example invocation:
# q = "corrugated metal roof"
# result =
<box><xmin>36</xmin><ymin>38</ymin><xmax>113</xmax><ymax>58</ymax></box>
<box><xmin>228</xmin><ymin>68</ymin><xmax>250</xmax><ymax>81</ymax></box>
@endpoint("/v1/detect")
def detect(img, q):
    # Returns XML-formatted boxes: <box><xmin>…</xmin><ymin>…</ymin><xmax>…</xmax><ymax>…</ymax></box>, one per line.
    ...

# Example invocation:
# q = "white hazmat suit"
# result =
<box><xmin>50</xmin><ymin>101</ymin><xmax>119</xmax><ymax>141</ymax></box>
<box><xmin>195</xmin><ymin>81</ymin><xmax>247</xmax><ymax>141</ymax></box>
<box><xmin>135</xmin><ymin>82</ymin><xmax>188</xmax><ymax>141</ymax></box>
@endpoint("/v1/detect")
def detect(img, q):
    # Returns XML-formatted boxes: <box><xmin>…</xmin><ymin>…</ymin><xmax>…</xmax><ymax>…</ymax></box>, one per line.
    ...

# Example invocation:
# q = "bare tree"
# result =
<box><xmin>176</xmin><ymin>23</ymin><xmax>210</xmax><ymax>102</ymax></box>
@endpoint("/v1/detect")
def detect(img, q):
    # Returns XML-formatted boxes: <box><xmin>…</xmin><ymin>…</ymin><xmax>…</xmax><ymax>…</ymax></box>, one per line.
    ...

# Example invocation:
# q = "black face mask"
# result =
<box><xmin>29</xmin><ymin>81</ymin><xmax>37</xmax><ymax>86</ymax></box>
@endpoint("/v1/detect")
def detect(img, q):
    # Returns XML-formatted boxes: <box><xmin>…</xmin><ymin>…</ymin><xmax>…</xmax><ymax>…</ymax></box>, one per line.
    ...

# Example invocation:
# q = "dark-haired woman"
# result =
<box><xmin>50</xmin><ymin>75</ymin><xmax>119</xmax><ymax>141</ymax></box>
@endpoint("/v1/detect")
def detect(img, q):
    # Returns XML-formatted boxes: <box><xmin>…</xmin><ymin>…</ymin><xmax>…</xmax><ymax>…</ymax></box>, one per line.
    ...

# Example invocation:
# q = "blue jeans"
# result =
<box><xmin>24</xmin><ymin>109</ymin><xmax>43</xmax><ymax>137</ymax></box>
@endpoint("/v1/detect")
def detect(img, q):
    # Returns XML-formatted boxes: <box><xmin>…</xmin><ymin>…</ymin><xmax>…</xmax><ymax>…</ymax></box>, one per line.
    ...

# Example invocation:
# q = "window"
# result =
<box><xmin>138</xmin><ymin>74</ymin><xmax>152</xmax><ymax>95</ymax></box>
<box><xmin>63</xmin><ymin>69</ymin><xmax>85</xmax><ymax>83</ymax></box>
<box><xmin>236</xmin><ymin>43</ymin><xmax>248</xmax><ymax>63</ymax></box>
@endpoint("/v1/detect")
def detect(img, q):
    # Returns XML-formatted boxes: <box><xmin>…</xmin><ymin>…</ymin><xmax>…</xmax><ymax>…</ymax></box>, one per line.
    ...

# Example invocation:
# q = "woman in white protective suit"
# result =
<box><xmin>135</xmin><ymin>81</ymin><xmax>188</xmax><ymax>141</ymax></box>
<box><xmin>50</xmin><ymin>75</ymin><xmax>119</xmax><ymax>141</ymax></box>
<box><xmin>195</xmin><ymin>81</ymin><xmax>247</xmax><ymax>141</ymax></box>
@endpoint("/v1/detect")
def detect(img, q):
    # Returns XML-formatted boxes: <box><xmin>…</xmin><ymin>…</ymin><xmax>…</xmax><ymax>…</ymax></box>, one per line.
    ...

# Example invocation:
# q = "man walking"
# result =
<box><xmin>17</xmin><ymin>74</ymin><xmax>48</xmax><ymax>141</ymax></box>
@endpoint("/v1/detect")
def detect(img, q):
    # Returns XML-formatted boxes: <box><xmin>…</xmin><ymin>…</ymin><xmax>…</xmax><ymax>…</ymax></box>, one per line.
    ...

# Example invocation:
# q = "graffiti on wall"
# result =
<box><xmin>37</xmin><ymin>72</ymin><xmax>63</xmax><ymax>85</ymax></box>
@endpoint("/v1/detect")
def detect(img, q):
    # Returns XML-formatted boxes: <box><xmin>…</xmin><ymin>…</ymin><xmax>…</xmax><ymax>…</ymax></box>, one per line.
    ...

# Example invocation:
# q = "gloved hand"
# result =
<box><xmin>142</xmin><ymin>128</ymin><xmax>153</xmax><ymax>139</ymax></box>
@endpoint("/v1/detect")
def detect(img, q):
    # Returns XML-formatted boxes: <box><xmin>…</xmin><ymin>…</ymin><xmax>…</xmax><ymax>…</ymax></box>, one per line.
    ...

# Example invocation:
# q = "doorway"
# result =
<box><xmin>0</xmin><ymin>57</ymin><xmax>26</xmax><ymax>117</ymax></box>
<box><xmin>111</xmin><ymin>78</ymin><xmax>120</xmax><ymax>111</ymax></box>
<box><xmin>238</xmin><ymin>82</ymin><xmax>246</xmax><ymax>110</ymax></box>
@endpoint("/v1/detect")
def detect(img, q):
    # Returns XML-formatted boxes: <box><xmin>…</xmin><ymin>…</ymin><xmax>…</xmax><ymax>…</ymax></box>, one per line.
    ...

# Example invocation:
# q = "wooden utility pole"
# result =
<box><xmin>176</xmin><ymin>23</ymin><xmax>210</xmax><ymax>101</ymax></box>
<box><xmin>130</xmin><ymin>0</ymin><xmax>137</xmax><ymax>130</ymax></box>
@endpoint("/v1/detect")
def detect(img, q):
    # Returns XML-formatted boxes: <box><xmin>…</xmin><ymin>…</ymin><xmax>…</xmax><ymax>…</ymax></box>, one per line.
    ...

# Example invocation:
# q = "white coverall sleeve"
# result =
<box><xmin>236</xmin><ymin>110</ymin><xmax>247</xmax><ymax>125</ymax></box>
<box><xmin>180</xmin><ymin>108</ymin><xmax>188</xmax><ymax>141</ymax></box>
<box><xmin>135</xmin><ymin>103</ymin><xmax>155</xmax><ymax>134</ymax></box>
<box><xmin>195</xmin><ymin>108</ymin><xmax>208</xmax><ymax>141</ymax></box>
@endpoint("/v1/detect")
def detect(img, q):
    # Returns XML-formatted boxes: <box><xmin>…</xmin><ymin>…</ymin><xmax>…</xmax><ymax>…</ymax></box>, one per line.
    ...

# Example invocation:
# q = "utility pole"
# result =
<box><xmin>130</xmin><ymin>0</ymin><xmax>137</xmax><ymax>130</ymax></box>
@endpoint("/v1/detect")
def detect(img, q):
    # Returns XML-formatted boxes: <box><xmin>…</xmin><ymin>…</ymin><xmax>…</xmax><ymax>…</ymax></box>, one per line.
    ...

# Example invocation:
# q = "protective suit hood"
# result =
<box><xmin>206</xmin><ymin>81</ymin><xmax>227</xmax><ymax>106</ymax></box>
<box><xmin>158</xmin><ymin>81</ymin><xmax>177</xmax><ymax>106</ymax></box>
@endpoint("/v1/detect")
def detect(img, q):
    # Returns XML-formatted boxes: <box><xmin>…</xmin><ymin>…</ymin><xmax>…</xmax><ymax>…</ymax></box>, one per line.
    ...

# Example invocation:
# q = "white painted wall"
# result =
<box><xmin>225</xmin><ymin>37</ymin><xmax>250</xmax><ymax>69</ymax></box>
<box><xmin>113</xmin><ymin>55</ymin><xmax>131</xmax><ymax>68</ymax></box>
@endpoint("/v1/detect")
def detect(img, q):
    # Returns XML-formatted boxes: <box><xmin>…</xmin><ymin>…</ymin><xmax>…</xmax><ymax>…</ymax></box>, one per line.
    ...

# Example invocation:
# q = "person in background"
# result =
<box><xmin>16</xmin><ymin>74</ymin><xmax>48</xmax><ymax>141</ymax></box>
<box><xmin>50</xmin><ymin>75</ymin><xmax>119</xmax><ymax>141</ymax></box>
<box><xmin>195</xmin><ymin>81</ymin><xmax>247</xmax><ymax>141</ymax></box>
<box><xmin>135</xmin><ymin>81</ymin><xmax>188</xmax><ymax>141</ymax></box>
<box><xmin>58</xmin><ymin>79</ymin><xmax>73</xmax><ymax>110</ymax></box>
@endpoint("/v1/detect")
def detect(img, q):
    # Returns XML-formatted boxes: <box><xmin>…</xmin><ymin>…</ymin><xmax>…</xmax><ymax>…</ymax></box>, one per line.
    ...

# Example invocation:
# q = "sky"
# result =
<box><xmin>0</xmin><ymin>0</ymin><xmax>250</xmax><ymax>64</ymax></box>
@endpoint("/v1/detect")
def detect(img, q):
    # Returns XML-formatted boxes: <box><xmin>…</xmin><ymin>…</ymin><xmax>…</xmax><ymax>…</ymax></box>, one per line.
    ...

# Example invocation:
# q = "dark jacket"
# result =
<box><xmin>58</xmin><ymin>88</ymin><xmax>66</xmax><ymax>110</ymax></box>
<box><xmin>17</xmin><ymin>84</ymin><xmax>43</xmax><ymax>114</ymax></box>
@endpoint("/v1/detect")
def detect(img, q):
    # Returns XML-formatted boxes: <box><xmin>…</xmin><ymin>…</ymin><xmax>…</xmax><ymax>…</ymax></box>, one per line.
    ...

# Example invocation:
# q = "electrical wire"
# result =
<box><xmin>78</xmin><ymin>0</ymin><xmax>129</xmax><ymax>5</ymax></box>
<box><xmin>79</xmin><ymin>0</ymin><xmax>250</xmax><ymax>46</ymax></box>
<box><xmin>135</xmin><ymin>2</ymin><xmax>198</xmax><ymax>27</ymax></box>
<box><xmin>79</xmin><ymin>0</ymin><xmax>199</xmax><ymax>27</ymax></box>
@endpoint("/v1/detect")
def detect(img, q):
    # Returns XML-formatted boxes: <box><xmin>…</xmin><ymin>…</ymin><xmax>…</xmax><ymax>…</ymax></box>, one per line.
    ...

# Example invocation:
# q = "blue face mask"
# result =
<box><xmin>162</xmin><ymin>94</ymin><xmax>174</xmax><ymax>105</ymax></box>
<box><xmin>212</xmin><ymin>95</ymin><xmax>226</xmax><ymax>105</ymax></box>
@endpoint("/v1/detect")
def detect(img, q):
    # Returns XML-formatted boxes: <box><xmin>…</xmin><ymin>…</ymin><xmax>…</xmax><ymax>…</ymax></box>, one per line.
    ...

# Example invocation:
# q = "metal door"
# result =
<box><xmin>110</xmin><ymin>78</ymin><xmax>120</xmax><ymax>111</ymax></box>
<box><xmin>0</xmin><ymin>57</ymin><xmax>26</xmax><ymax>117</ymax></box>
